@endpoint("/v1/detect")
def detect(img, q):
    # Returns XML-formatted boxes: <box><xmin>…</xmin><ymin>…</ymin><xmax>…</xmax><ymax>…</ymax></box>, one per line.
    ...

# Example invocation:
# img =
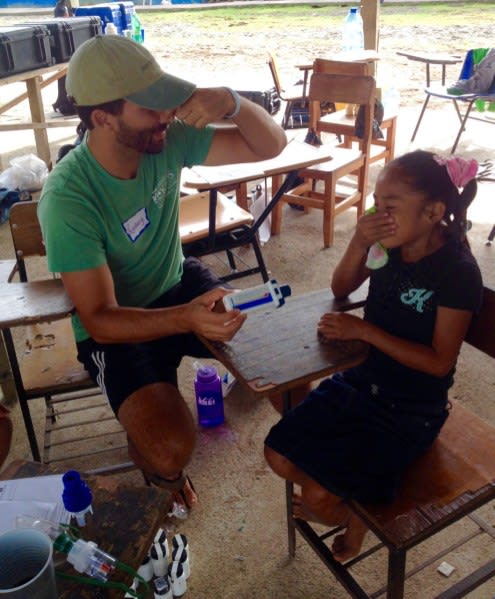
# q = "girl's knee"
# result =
<box><xmin>264</xmin><ymin>445</ymin><xmax>294</xmax><ymax>479</ymax></box>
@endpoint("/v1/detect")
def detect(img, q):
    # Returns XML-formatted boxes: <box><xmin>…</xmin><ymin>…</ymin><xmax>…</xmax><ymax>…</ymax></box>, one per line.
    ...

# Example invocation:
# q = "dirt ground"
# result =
<box><xmin>1</xmin><ymin>6</ymin><xmax>495</xmax><ymax>598</ymax></box>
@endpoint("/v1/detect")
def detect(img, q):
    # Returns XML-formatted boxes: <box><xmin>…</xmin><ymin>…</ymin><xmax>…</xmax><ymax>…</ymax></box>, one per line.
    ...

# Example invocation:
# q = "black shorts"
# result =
<box><xmin>76</xmin><ymin>257</ymin><xmax>224</xmax><ymax>415</ymax></box>
<box><xmin>265</xmin><ymin>369</ymin><xmax>449</xmax><ymax>503</ymax></box>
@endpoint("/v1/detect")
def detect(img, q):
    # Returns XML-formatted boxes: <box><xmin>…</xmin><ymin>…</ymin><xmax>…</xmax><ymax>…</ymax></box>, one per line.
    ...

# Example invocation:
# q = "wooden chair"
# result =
<box><xmin>179</xmin><ymin>191</ymin><xmax>270</xmax><ymax>283</ymax></box>
<box><xmin>271</xmin><ymin>72</ymin><xmax>376</xmax><ymax>248</ymax></box>
<box><xmin>312</xmin><ymin>58</ymin><xmax>397</xmax><ymax>166</ymax></box>
<box><xmin>287</xmin><ymin>284</ymin><xmax>495</xmax><ymax>599</ymax></box>
<box><xmin>3</xmin><ymin>200</ymin><xmax>133</xmax><ymax>474</ymax></box>
<box><xmin>267</xmin><ymin>52</ymin><xmax>308</xmax><ymax>129</ymax></box>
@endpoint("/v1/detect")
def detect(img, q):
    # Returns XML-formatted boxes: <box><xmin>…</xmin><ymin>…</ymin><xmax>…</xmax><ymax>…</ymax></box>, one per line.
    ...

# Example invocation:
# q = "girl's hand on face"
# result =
<box><xmin>355</xmin><ymin>210</ymin><xmax>396</xmax><ymax>247</ymax></box>
<box><xmin>317</xmin><ymin>312</ymin><xmax>366</xmax><ymax>342</ymax></box>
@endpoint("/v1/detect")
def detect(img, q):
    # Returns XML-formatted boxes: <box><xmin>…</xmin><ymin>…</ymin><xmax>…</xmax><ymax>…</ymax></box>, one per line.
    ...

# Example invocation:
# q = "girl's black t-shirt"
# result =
<box><xmin>359</xmin><ymin>240</ymin><xmax>483</xmax><ymax>399</ymax></box>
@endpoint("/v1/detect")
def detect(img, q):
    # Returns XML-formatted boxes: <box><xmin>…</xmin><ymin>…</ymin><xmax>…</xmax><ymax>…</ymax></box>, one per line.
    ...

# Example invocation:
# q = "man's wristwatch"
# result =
<box><xmin>223</xmin><ymin>87</ymin><xmax>241</xmax><ymax>119</ymax></box>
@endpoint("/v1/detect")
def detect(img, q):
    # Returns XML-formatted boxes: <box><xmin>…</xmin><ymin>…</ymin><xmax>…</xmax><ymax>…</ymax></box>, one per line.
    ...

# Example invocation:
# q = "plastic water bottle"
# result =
<box><xmin>342</xmin><ymin>7</ymin><xmax>364</xmax><ymax>54</ymax></box>
<box><xmin>194</xmin><ymin>363</ymin><xmax>224</xmax><ymax>427</ymax></box>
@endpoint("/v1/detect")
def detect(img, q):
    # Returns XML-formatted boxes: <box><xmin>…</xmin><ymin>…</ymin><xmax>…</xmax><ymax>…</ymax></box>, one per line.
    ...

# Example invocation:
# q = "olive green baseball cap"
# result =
<box><xmin>66</xmin><ymin>35</ymin><xmax>196</xmax><ymax>110</ymax></box>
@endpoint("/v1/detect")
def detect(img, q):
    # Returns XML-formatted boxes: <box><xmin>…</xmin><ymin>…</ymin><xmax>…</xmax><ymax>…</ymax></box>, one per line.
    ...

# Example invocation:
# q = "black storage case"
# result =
<box><xmin>0</xmin><ymin>25</ymin><xmax>53</xmax><ymax>78</ymax></box>
<box><xmin>16</xmin><ymin>17</ymin><xmax>102</xmax><ymax>64</ymax></box>
<box><xmin>237</xmin><ymin>88</ymin><xmax>281</xmax><ymax>116</ymax></box>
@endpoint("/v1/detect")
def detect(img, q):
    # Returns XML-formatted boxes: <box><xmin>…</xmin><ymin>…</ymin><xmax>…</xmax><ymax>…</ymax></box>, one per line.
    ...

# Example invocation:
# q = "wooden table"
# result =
<box><xmin>182</xmin><ymin>138</ymin><xmax>336</xmax><ymax>244</ymax></box>
<box><xmin>396</xmin><ymin>51</ymin><xmax>462</xmax><ymax>86</ymax></box>
<box><xmin>200</xmin><ymin>286</ymin><xmax>367</xmax><ymax>407</ymax></box>
<box><xmin>199</xmin><ymin>287</ymin><xmax>368</xmax><ymax>554</ymax></box>
<box><xmin>0</xmin><ymin>63</ymin><xmax>80</xmax><ymax>170</ymax></box>
<box><xmin>1</xmin><ymin>460</ymin><xmax>171</xmax><ymax>598</ymax></box>
<box><xmin>0</xmin><ymin>279</ymin><xmax>73</xmax><ymax>409</ymax></box>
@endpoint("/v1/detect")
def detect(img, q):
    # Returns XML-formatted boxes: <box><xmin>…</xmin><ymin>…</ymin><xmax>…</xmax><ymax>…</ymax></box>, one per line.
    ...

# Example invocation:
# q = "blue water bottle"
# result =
<box><xmin>194</xmin><ymin>364</ymin><xmax>224</xmax><ymax>427</ymax></box>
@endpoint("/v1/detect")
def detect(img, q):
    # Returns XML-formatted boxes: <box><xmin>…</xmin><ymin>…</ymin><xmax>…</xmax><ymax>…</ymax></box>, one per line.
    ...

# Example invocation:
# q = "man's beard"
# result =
<box><xmin>115</xmin><ymin>119</ymin><xmax>168</xmax><ymax>154</ymax></box>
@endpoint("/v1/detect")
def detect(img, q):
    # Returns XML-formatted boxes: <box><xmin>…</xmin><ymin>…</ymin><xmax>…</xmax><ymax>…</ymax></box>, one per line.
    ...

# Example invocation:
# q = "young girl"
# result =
<box><xmin>264</xmin><ymin>149</ymin><xmax>483</xmax><ymax>562</ymax></box>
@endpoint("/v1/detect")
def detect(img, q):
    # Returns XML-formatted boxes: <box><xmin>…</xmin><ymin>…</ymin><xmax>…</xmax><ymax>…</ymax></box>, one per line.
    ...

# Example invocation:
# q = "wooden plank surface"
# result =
<box><xmin>0</xmin><ymin>280</ymin><xmax>73</xmax><ymax>328</ymax></box>
<box><xmin>203</xmin><ymin>288</ymin><xmax>368</xmax><ymax>395</ymax></box>
<box><xmin>351</xmin><ymin>401</ymin><xmax>495</xmax><ymax>549</ymax></box>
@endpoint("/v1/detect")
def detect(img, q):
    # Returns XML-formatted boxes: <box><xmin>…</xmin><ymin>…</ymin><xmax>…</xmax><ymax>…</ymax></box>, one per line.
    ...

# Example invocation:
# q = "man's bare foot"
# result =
<box><xmin>331</xmin><ymin>513</ymin><xmax>368</xmax><ymax>563</ymax></box>
<box><xmin>146</xmin><ymin>472</ymin><xmax>198</xmax><ymax>510</ymax></box>
<box><xmin>175</xmin><ymin>475</ymin><xmax>198</xmax><ymax>509</ymax></box>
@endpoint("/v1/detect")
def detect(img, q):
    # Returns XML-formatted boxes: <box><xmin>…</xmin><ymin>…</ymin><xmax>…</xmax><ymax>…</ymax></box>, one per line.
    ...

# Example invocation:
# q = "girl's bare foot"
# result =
<box><xmin>331</xmin><ymin>513</ymin><xmax>368</xmax><ymax>562</ymax></box>
<box><xmin>292</xmin><ymin>493</ymin><xmax>327</xmax><ymax>524</ymax></box>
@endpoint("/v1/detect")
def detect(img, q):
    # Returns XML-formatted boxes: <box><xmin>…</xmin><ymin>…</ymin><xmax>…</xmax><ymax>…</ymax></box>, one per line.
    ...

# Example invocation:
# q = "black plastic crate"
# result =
<box><xmin>0</xmin><ymin>25</ymin><xmax>53</xmax><ymax>78</ymax></box>
<box><xmin>16</xmin><ymin>17</ymin><xmax>102</xmax><ymax>64</ymax></box>
<box><xmin>237</xmin><ymin>88</ymin><xmax>281</xmax><ymax>116</ymax></box>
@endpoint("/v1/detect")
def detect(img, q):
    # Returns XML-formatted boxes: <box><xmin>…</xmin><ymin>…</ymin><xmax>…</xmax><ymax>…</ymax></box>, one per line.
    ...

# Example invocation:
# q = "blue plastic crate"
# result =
<box><xmin>117</xmin><ymin>1</ymin><xmax>135</xmax><ymax>33</ymax></box>
<box><xmin>75</xmin><ymin>4</ymin><xmax>123</xmax><ymax>34</ymax></box>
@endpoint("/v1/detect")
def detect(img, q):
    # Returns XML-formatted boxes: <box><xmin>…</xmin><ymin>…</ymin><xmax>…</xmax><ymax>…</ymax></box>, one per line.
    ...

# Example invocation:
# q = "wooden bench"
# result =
<box><xmin>288</xmin><ymin>284</ymin><xmax>495</xmax><ymax>599</ymax></box>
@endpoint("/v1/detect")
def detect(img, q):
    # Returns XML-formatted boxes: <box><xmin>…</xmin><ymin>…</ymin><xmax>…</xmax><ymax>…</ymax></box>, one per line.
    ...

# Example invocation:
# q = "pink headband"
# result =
<box><xmin>433</xmin><ymin>155</ymin><xmax>478</xmax><ymax>189</ymax></box>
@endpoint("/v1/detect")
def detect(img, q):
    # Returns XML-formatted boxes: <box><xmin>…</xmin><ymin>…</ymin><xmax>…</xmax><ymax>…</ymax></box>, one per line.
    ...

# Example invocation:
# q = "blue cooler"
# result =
<box><xmin>118</xmin><ymin>1</ymin><xmax>135</xmax><ymax>33</ymax></box>
<box><xmin>75</xmin><ymin>3</ymin><xmax>123</xmax><ymax>34</ymax></box>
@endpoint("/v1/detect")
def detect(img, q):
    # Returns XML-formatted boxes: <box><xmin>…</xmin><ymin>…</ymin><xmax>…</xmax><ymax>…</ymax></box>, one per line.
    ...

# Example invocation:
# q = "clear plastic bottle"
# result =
<box><xmin>342</xmin><ymin>7</ymin><xmax>364</xmax><ymax>54</ymax></box>
<box><xmin>194</xmin><ymin>363</ymin><xmax>224</xmax><ymax>427</ymax></box>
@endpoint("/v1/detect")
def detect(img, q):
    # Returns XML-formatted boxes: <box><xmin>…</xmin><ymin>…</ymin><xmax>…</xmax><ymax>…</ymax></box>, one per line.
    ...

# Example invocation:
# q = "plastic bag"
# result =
<box><xmin>249</xmin><ymin>184</ymin><xmax>271</xmax><ymax>245</ymax></box>
<box><xmin>0</xmin><ymin>154</ymin><xmax>48</xmax><ymax>191</ymax></box>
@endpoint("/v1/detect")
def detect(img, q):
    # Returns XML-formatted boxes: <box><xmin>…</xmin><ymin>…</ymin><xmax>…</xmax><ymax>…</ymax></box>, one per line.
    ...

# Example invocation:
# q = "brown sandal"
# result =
<box><xmin>143</xmin><ymin>471</ymin><xmax>196</xmax><ymax>509</ymax></box>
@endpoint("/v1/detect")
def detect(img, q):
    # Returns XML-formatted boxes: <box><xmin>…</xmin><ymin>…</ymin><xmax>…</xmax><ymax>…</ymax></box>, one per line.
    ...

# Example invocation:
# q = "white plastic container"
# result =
<box><xmin>342</xmin><ymin>7</ymin><xmax>364</xmax><ymax>54</ymax></box>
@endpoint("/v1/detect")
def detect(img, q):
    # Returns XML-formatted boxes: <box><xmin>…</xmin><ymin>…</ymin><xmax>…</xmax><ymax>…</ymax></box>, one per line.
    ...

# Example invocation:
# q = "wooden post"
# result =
<box><xmin>361</xmin><ymin>0</ymin><xmax>380</xmax><ymax>76</ymax></box>
<box><xmin>26</xmin><ymin>75</ymin><xmax>52</xmax><ymax>171</ymax></box>
<box><xmin>361</xmin><ymin>0</ymin><xmax>380</xmax><ymax>51</ymax></box>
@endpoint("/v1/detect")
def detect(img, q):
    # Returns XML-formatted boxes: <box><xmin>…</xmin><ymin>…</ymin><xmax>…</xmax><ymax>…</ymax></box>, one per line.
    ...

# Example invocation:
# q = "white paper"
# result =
<box><xmin>0</xmin><ymin>475</ymin><xmax>69</xmax><ymax>536</ymax></box>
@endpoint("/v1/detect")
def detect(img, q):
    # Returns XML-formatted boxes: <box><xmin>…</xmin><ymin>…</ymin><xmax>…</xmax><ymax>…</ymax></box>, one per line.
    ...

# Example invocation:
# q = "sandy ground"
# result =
<box><xmin>1</xmin><ymin>6</ymin><xmax>495</xmax><ymax>598</ymax></box>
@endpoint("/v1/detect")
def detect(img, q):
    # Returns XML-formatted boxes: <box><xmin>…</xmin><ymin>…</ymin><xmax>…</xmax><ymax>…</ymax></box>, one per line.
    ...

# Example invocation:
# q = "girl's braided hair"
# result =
<box><xmin>389</xmin><ymin>149</ymin><xmax>477</xmax><ymax>243</ymax></box>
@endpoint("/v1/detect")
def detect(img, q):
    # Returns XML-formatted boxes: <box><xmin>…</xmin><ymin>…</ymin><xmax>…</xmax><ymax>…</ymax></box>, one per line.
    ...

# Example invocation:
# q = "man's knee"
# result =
<box><xmin>119</xmin><ymin>382</ymin><xmax>196</xmax><ymax>476</ymax></box>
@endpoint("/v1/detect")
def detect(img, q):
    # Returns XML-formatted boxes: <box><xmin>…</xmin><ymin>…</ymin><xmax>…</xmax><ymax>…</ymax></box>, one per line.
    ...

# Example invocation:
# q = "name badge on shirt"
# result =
<box><xmin>122</xmin><ymin>207</ymin><xmax>150</xmax><ymax>242</ymax></box>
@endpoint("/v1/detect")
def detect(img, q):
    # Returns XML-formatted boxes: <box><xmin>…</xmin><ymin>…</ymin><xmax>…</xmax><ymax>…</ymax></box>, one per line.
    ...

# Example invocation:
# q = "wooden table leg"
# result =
<box><xmin>0</xmin><ymin>331</ymin><xmax>17</xmax><ymax>407</ymax></box>
<box><xmin>270</xmin><ymin>173</ymin><xmax>284</xmax><ymax>235</ymax></box>
<box><xmin>26</xmin><ymin>75</ymin><xmax>51</xmax><ymax>170</ymax></box>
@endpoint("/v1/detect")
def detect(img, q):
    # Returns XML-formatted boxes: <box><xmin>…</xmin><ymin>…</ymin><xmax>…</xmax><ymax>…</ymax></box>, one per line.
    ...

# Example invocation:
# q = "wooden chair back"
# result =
<box><xmin>311</xmin><ymin>57</ymin><xmax>397</xmax><ymax>166</ymax></box>
<box><xmin>267</xmin><ymin>52</ymin><xmax>284</xmax><ymax>96</ymax></box>
<box><xmin>313</xmin><ymin>57</ymin><xmax>371</xmax><ymax>76</ymax></box>
<box><xmin>9</xmin><ymin>200</ymin><xmax>46</xmax><ymax>281</ymax></box>
<box><xmin>309</xmin><ymin>72</ymin><xmax>375</xmax><ymax>153</ymax></box>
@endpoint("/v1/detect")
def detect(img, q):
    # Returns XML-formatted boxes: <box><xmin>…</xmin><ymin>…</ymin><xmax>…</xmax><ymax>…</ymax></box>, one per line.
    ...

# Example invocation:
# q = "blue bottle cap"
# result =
<box><xmin>62</xmin><ymin>470</ymin><xmax>92</xmax><ymax>513</ymax></box>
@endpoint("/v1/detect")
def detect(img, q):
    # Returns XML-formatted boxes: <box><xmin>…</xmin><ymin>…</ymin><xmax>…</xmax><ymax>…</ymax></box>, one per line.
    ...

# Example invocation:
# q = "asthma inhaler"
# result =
<box><xmin>222</xmin><ymin>279</ymin><xmax>291</xmax><ymax>313</ymax></box>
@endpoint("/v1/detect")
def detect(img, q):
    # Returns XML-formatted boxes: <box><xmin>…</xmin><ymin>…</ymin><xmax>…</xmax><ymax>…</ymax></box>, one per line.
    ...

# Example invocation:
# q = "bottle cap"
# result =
<box><xmin>280</xmin><ymin>284</ymin><xmax>291</xmax><ymax>299</ymax></box>
<box><xmin>196</xmin><ymin>365</ymin><xmax>218</xmax><ymax>383</ymax></box>
<box><xmin>62</xmin><ymin>470</ymin><xmax>92</xmax><ymax>513</ymax></box>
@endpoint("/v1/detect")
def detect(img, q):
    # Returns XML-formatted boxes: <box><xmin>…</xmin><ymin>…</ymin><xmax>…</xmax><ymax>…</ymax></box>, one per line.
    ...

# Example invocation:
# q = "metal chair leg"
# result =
<box><xmin>411</xmin><ymin>94</ymin><xmax>431</xmax><ymax>141</ymax></box>
<box><xmin>451</xmin><ymin>98</ymin><xmax>476</xmax><ymax>153</ymax></box>
<box><xmin>486</xmin><ymin>224</ymin><xmax>495</xmax><ymax>246</ymax></box>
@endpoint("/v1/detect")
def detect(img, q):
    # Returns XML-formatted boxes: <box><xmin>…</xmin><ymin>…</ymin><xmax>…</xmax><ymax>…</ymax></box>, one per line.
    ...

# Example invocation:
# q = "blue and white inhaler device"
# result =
<box><xmin>223</xmin><ymin>279</ymin><xmax>291</xmax><ymax>313</ymax></box>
